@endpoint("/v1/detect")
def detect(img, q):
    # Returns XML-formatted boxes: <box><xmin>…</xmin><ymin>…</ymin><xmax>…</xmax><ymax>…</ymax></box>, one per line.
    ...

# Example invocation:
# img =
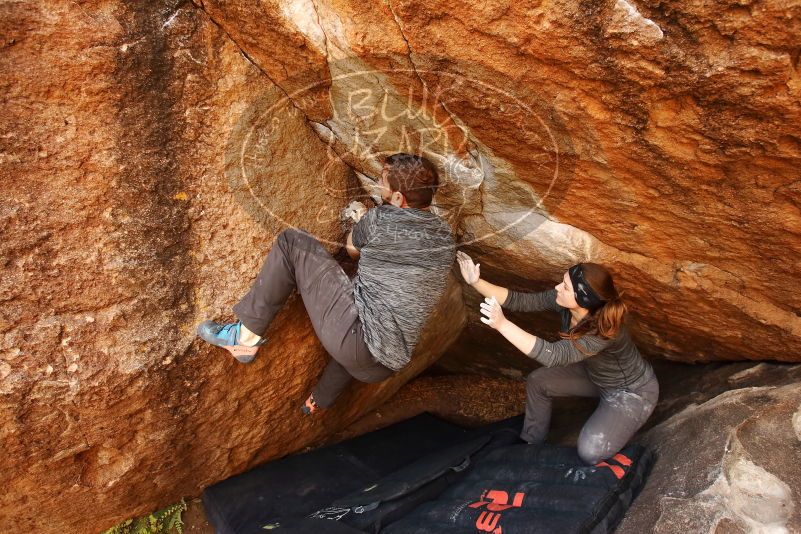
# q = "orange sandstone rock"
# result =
<box><xmin>0</xmin><ymin>2</ymin><xmax>463</xmax><ymax>532</ymax></box>
<box><xmin>2</xmin><ymin>0</ymin><xmax>801</xmax><ymax>532</ymax></box>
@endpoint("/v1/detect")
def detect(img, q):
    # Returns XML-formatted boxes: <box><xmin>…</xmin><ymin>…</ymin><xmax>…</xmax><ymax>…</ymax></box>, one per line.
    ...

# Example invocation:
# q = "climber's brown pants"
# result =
<box><xmin>233</xmin><ymin>228</ymin><xmax>393</xmax><ymax>408</ymax></box>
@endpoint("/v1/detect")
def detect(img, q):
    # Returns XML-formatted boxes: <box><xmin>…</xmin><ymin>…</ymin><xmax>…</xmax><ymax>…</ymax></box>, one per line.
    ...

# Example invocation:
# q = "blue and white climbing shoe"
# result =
<box><xmin>196</xmin><ymin>320</ymin><xmax>265</xmax><ymax>364</ymax></box>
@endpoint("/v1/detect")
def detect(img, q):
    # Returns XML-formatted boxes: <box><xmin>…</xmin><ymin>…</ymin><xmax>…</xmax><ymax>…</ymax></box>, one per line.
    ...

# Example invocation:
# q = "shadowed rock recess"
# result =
<box><xmin>1</xmin><ymin>0</ymin><xmax>799</xmax><ymax>532</ymax></box>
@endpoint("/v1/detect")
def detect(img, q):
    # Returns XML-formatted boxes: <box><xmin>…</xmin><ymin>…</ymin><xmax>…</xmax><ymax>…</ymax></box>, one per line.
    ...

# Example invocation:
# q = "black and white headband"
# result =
<box><xmin>568</xmin><ymin>264</ymin><xmax>606</xmax><ymax>310</ymax></box>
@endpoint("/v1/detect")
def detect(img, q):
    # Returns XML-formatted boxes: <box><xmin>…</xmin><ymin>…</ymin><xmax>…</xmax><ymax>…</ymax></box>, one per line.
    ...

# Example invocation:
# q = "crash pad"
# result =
<box><xmin>202</xmin><ymin>414</ymin><xmax>652</xmax><ymax>534</ymax></box>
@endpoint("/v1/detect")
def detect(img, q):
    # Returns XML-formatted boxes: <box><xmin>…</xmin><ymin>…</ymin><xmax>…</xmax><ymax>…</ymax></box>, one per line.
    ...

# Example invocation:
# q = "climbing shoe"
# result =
<box><xmin>301</xmin><ymin>392</ymin><xmax>320</xmax><ymax>415</ymax></box>
<box><xmin>196</xmin><ymin>320</ymin><xmax>266</xmax><ymax>364</ymax></box>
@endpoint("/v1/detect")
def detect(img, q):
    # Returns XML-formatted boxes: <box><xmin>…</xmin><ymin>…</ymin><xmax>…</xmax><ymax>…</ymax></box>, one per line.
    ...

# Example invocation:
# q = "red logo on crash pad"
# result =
<box><xmin>468</xmin><ymin>489</ymin><xmax>525</xmax><ymax>533</ymax></box>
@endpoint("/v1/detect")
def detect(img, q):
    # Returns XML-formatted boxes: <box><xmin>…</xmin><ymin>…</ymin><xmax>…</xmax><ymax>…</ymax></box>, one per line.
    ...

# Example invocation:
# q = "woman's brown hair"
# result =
<box><xmin>559</xmin><ymin>263</ymin><xmax>627</xmax><ymax>350</ymax></box>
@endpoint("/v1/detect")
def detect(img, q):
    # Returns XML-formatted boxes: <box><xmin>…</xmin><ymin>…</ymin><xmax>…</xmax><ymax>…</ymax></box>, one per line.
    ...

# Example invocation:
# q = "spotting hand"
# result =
<box><xmin>480</xmin><ymin>296</ymin><xmax>505</xmax><ymax>330</ymax></box>
<box><xmin>457</xmin><ymin>250</ymin><xmax>480</xmax><ymax>285</ymax></box>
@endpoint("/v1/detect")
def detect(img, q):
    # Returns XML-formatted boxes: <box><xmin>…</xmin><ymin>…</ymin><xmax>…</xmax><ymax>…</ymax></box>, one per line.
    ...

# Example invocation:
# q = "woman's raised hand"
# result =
<box><xmin>456</xmin><ymin>250</ymin><xmax>480</xmax><ymax>285</ymax></box>
<box><xmin>480</xmin><ymin>296</ymin><xmax>506</xmax><ymax>330</ymax></box>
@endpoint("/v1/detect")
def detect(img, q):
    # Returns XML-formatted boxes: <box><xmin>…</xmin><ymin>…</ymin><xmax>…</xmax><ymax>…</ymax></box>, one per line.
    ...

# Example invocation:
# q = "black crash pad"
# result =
<box><xmin>202</xmin><ymin>414</ymin><xmax>652</xmax><ymax>534</ymax></box>
<box><xmin>201</xmin><ymin>413</ymin><xmax>478</xmax><ymax>534</ymax></box>
<box><xmin>381</xmin><ymin>443</ymin><xmax>652</xmax><ymax>534</ymax></box>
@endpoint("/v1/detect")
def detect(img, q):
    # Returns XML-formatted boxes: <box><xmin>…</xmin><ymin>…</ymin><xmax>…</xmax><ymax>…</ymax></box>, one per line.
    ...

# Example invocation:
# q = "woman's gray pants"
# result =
<box><xmin>522</xmin><ymin>363</ymin><xmax>659</xmax><ymax>465</ymax></box>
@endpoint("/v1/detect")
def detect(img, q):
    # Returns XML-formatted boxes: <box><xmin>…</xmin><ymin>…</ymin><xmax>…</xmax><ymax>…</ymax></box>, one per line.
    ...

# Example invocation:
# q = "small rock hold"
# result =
<box><xmin>67</xmin><ymin>363</ymin><xmax>78</xmax><ymax>373</ymax></box>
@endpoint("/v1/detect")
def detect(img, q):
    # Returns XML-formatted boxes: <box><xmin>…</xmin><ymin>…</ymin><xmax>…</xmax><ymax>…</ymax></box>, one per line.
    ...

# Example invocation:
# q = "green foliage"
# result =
<box><xmin>102</xmin><ymin>499</ymin><xmax>187</xmax><ymax>534</ymax></box>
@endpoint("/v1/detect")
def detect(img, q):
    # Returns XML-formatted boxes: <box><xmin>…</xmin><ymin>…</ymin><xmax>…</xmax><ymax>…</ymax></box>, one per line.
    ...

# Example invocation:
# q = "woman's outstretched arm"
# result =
<box><xmin>480</xmin><ymin>297</ymin><xmax>605</xmax><ymax>367</ymax></box>
<box><xmin>480</xmin><ymin>296</ymin><xmax>537</xmax><ymax>353</ymax></box>
<box><xmin>471</xmin><ymin>278</ymin><xmax>510</xmax><ymax>305</ymax></box>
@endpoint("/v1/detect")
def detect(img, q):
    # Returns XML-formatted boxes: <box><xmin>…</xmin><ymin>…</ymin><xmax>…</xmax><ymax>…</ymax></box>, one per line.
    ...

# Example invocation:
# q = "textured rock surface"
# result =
<box><xmin>2</xmin><ymin>0</ymin><xmax>801</xmax><ymax>532</ymax></box>
<box><xmin>619</xmin><ymin>364</ymin><xmax>801</xmax><ymax>533</ymax></box>
<box><xmin>194</xmin><ymin>0</ymin><xmax>801</xmax><ymax>367</ymax></box>
<box><xmin>0</xmin><ymin>2</ymin><xmax>464</xmax><ymax>533</ymax></box>
<box><xmin>330</xmin><ymin>374</ymin><xmax>527</xmax><ymax>440</ymax></box>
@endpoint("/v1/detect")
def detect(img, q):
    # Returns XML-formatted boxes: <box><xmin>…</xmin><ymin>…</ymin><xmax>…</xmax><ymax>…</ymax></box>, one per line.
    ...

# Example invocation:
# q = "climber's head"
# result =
<box><xmin>555</xmin><ymin>263</ymin><xmax>627</xmax><ymax>339</ymax></box>
<box><xmin>379</xmin><ymin>153</ymin><xmax>439</xmax><ymax>209</ymax></box>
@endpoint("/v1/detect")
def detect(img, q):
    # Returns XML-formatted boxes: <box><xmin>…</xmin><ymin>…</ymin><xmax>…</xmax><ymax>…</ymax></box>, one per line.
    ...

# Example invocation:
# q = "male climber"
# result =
<box><xmin>197</xmin><ymin>153</ymin><xmax>456</xmax><ymax>414</ymax></box>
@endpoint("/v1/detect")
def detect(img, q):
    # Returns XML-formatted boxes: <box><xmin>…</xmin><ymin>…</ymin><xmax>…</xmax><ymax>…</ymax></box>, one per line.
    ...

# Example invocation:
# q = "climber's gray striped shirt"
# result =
<box><xmin>351</xmin><ymin>204</ymin><xmax>455</xmax><ymax>371</ymax></box>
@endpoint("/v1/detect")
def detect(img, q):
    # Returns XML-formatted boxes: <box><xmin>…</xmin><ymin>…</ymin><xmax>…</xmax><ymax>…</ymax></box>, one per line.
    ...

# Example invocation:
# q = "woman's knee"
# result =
<box><xmin>526</xmin><ymin>367</ymin><xmax>549</xmax><ymax>386</ymax></box>
<box><xmin>525</xmin><ymin>367</ymin><xmax>550</xmax><ymax>393</ymax></box>
<box><xmin>577</xmin><ymin>433</ymin><xmax>610</xmax><ymax>465</ymax></box>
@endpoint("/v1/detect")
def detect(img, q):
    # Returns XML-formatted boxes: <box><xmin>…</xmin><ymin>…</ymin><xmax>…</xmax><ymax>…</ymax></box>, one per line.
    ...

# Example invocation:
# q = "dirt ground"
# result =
<box><xmin>181</xmin><ymin>498</ymin><xmax>214</xmax><ymax>533</ymax></box>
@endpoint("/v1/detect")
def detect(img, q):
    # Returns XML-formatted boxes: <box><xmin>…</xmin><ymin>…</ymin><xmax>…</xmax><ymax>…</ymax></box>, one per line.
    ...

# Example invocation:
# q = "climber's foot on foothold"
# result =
<box><xmin>196</xmin><ymin>320</ymin><xmax>265</xmax><ymax>364</ymax></box>
<box><xmin>301</xmin><ymin>392</ymin><xmax>320</xmax><ymax>415</ymax></box>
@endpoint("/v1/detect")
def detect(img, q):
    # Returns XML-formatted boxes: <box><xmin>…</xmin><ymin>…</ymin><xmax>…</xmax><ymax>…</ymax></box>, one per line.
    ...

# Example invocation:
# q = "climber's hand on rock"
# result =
<box><xmin>457</xmin><ymin>250</ymin><xmax>480</xmax><ymax>285</ymax></box>
<box><xmin>480</xmin><ymin>296</ymin><xmax>505</xmax><ymax>330</ymax></box>
<box><xmin>342</xmin><ymin>200</ymin><xmax>368</xmax><ymax>223</ymax></box>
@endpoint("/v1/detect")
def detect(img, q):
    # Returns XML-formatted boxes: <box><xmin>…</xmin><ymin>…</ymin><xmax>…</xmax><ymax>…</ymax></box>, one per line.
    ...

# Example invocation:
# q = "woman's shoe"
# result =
<box><xmin>197</xmin><ymin>320</ymin><xmax>266</xmax><ymax>364</ymax></box>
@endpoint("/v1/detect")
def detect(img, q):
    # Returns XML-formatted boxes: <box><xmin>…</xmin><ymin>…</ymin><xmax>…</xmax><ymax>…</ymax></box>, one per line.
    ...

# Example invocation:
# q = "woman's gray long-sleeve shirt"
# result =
<box><xmin>503</xmin><ymin>288</ymin><xmax>655</xmax><ymax>391</ymax></box>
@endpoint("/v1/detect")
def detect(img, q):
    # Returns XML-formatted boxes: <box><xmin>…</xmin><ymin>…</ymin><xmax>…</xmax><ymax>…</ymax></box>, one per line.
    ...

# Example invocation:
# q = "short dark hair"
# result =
<box><xmin>384</xmin><ymin>153</ymin><xmax>439</xmax><ymax>208</ymax></box>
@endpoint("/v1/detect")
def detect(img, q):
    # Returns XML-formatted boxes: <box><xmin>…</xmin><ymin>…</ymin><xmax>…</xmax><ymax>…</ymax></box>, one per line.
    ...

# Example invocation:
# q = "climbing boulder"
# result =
<box><xmin>0</xmin><ymin>2</ymin><xmax>463</xmax><ymax>533</ymax></box>
<box><xmin>198</xmin><ymin>0</ymin><xmax>801</xmax><ymax>367</ymax></box>
<box><xmin>619</xmin><ymin>369</ymin><xmax>801</xmax><ymax>533</ymax></box>
<box><xmin>3</xmin><ymin>0</ymin><xmax>801</xmax><ymax>532</ymax></box>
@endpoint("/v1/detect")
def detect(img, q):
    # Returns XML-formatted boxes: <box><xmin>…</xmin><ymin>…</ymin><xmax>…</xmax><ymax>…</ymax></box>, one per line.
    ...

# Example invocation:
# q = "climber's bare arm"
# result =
<box><xmin>346</xmin><ymin>230</ymin><xmax>360</xmax><ymax>260</ymax></box>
